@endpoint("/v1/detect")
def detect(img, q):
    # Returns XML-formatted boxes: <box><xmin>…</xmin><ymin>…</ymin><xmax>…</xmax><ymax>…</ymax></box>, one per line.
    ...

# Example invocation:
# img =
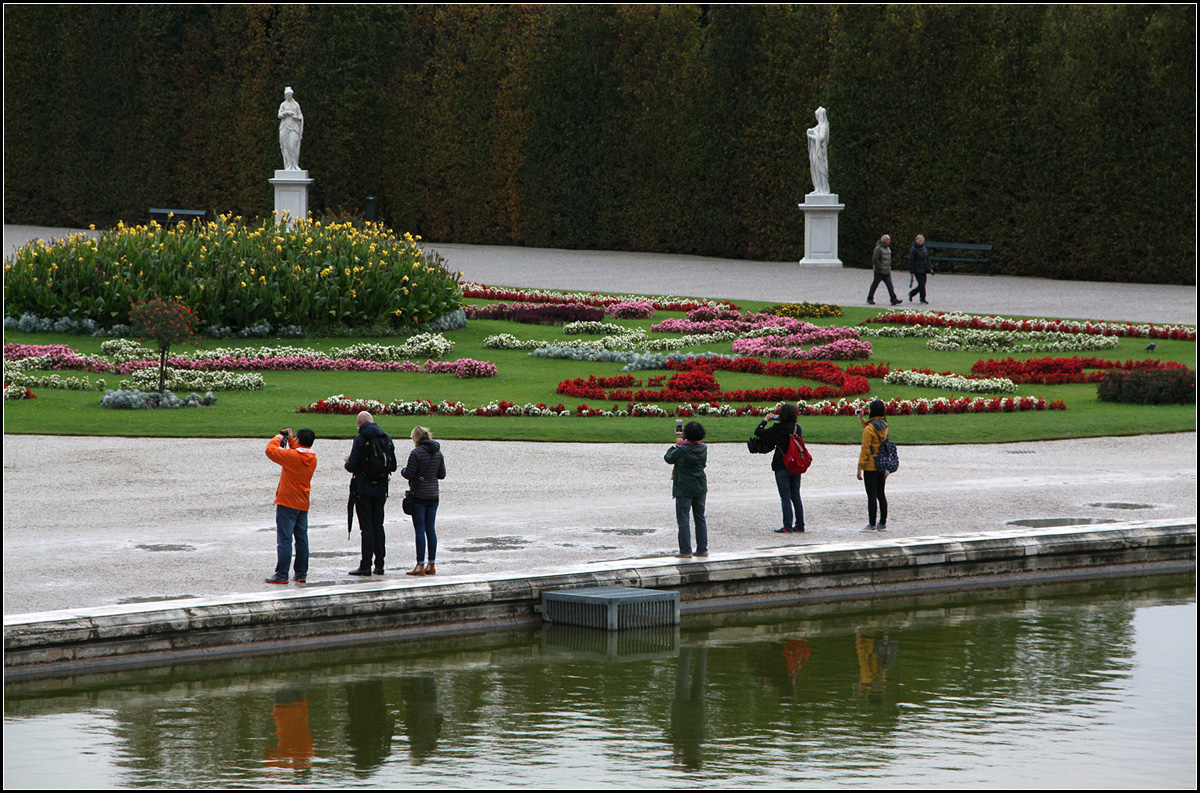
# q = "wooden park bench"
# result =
<box><xmin>144</xmin><ymin>208</ymin><xmax>208</xmax><ymax>226</ymax></box>
<box><xmin>920</xmin><ymin>241</ymin><xmax>994</xmax><ymax>274</ymax></box>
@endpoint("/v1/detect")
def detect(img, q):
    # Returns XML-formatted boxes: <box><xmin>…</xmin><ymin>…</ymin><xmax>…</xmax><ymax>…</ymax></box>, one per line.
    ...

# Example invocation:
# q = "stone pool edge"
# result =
<box><xmin>5</xmin><ymin>520</ymin><xmax>1195</xmax><ymax>680</ymax></box>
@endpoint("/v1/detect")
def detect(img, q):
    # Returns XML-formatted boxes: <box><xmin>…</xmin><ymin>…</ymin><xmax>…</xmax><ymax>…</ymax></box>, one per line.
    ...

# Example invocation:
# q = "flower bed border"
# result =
<box><xmin>864</xmin><ymin>309</ymin><xmax>1196</xmax><ymax>341</ymax></box>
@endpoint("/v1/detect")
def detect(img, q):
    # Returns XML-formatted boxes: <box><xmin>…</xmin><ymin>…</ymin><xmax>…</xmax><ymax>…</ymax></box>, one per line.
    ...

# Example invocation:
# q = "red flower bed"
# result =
<box><xmin>970</xmin><ymin>356</ymin><xmax>1189</xmax><ymax>384</ymax></box>
<box><xmin>560</xmin><ymin>356</ymin><xmax>871</xmax><ymax>403</ymax></box>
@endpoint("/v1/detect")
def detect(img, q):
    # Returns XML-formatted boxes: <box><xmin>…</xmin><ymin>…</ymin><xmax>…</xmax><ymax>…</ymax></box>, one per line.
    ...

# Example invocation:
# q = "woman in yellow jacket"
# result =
<box><xmin>856</xmin><ymin>400</ymin><xmax>890</xmax><ymax>531</ymax></box>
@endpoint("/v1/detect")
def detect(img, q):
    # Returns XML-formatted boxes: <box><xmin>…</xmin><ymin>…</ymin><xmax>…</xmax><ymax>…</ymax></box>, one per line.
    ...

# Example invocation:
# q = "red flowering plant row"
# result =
<box><xmin>864</xmin><ymin>309</ymin><xmax>1196</xmax><ymax>341</ymax></box>
<box><xmin>970</xmin><ymin>356</ymin><xmax>1190</xmax><ymax>385</ymax></box>
<box><xmin>558</xmin><ymin>358</ymin><xmax>873</xmax><ymax>403</ymax></box>
<box><xmin>462</xmin><ymin>282</ymin><xmax>739</xmax><ymax>313</ymax></box>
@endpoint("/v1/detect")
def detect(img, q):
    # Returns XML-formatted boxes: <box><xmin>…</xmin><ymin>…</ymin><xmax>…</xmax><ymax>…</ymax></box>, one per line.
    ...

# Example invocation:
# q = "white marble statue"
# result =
<box><xmin>278</xmin><ymin>87</ymin><xmax>304</xmax><ymax>171</ymax></box>
<box><xmin>806</xmin><ymin>106</ymin><xmax>830</xmax><ymax>195</ymax></box>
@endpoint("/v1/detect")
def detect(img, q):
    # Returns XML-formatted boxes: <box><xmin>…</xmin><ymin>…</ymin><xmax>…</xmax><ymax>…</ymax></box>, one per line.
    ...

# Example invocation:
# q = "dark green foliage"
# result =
<box><xmin>1097</xmin><ymin>368</ymin><xmax>1196</xmax><ymax>405</ymax></box>
<box><xmin>3</xmin><ymin>5</ymin><xmax>1194</xmax><ymax>284</ymax></box>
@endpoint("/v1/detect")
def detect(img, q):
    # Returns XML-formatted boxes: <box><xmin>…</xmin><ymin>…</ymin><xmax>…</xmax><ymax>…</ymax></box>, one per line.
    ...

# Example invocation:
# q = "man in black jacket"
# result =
<box><xmin>344</xmin><ymin>411</ymin><xmax>397</xmax><ymax>576</ymax></box>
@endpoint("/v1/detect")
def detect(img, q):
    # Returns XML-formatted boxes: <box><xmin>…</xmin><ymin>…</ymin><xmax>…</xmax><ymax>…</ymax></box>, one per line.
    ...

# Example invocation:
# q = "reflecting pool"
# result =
<box><xmin>4</xmin><ymin>574</ymin><xmax>1195</xmax><ymax>788</ymax></box>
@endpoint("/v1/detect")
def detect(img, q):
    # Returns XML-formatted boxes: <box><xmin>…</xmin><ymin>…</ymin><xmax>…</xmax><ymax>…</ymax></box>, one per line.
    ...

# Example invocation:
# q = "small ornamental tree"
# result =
<box><xmin>129</xmin><ymin>297</ymin><xmax>199</xmax><ymax>393</ymax></box>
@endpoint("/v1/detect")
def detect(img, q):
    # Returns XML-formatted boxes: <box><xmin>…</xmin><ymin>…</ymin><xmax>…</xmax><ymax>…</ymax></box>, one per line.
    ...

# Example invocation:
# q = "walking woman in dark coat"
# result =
<box><xmin>907</xmin><ymin>234</ymin><xmax>933</xmax><ymax>304</ymax></box>
<box><xmin>753</xmin><ymin>402</ymin><xmax>805</xmax><ymax>533</ymax></box>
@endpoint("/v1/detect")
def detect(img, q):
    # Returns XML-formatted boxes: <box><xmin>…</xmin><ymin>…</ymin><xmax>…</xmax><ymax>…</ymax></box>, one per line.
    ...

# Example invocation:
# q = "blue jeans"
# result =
<box><xmin>412</xmin><ymin>501</ymin><xmax>439</xmax><ymax>564</ymax></box>
<box><xmin>676</xmin><ymin>495</ymin><xmax>707</xmax><ymax>554</ymax></box>
<box><xmin>275</xmin><ymin>504</ymin><xmax>309</xmax><ymax>579</ymax></box>
<box><xmin>774</xmin><ymin>470</ymin><xmax>804</xmax><ymax>531</ymax></box>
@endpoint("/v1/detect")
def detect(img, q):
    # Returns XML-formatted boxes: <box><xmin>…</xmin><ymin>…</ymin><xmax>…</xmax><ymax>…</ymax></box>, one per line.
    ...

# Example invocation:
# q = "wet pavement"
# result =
<box><xmin>2</xmin><ymin>225</ymin><xmax>1196</xmax><ymax>615</ymax></box>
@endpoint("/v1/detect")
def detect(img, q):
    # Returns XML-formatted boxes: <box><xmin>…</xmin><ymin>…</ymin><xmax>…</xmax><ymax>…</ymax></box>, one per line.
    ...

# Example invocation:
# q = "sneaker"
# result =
<box><xmin>265</xmin><ymin>574</ymin><xmax>289</xmax><ymax>584</ymax></box>
<box><xmin>676</xmin><ymin>552</ymin><xmax>693</xmax><ymax>558</ymax></box>
<box><xmin>861</xmin><ymin>524</ymin><xmax>877</xmax><ymax>532</ymax></box>
<box><xmin>890</xmin><ymin>299</ymin><xmax>903</xmax><ymax>305</ymax></box>
<box><xmin>876</xmin><ymin>523</ymin><xmax>888</xmax><ymax>531</ymax></box>
<box><xmin>866</xmin><ymin>300</ymin><xmax>876</xmax><ymax>305</ymax></box>
<box><xmin>348</xmin><ymin>567</ymin><xmax>372</xmax><ymax>576</ymax></box>
<box><xmin>294</xmin><ymin>576</ymin><xmax>307</xmax><ymax>583</ymax></box>
<box><xmin>694</xmin><ymin>550</ymin><xmax>709</xmax><ymax>557</ymax></box>
<box><xmin>775</xmin><ymin>527</ymin><xmax>793</xmax><ymax>533</ymax></box>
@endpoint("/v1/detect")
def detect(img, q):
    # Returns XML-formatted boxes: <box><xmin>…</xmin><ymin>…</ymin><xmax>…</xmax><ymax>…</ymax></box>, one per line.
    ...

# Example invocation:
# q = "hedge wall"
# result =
<box><xmin>4</xmin><ymin>5</ymin><xmax>1195</xmax><ymax>284</ymax></box>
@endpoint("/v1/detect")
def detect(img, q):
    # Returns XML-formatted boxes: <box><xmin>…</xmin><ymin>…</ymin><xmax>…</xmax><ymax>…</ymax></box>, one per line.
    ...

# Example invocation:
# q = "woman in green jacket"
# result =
<box><xmin>665</xmin><ymin>421</ymin><xmax>708</xmax><ymax>558</ymax></box>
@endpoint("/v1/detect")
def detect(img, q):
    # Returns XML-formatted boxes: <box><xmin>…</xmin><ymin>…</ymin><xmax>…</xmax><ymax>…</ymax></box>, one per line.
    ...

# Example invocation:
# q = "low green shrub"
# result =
<box><xmin>1096</xmin><ymin>368</ymin><xmax>1195</xmax><ymax>405</ymax></box>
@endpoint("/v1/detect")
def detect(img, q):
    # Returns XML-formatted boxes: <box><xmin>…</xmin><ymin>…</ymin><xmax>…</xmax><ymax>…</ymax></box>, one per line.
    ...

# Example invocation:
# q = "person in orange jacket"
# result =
<box><xmin>265</xmin><ymin>428</ymin><xmax>318</xmax><ymax>584</ymax></box>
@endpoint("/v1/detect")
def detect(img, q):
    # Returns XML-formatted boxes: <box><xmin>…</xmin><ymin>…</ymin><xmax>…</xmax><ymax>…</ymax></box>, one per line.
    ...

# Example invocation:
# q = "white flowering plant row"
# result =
<box><xmin>120</xmin><ymin>367</ymin><xmax>265</xmax><ymax>392</ymax></box>
<box><xmin>867</xmin><ymin>309</ymin><xmax>1196</xmax><ymax>341</ymax></box>
<box><xmin>883</xmin><ymin>369</ymin><xmax>1018</xmax><ymax>393</ymax></box>
<box><xmin>925</xmin><ymin>329</ymin><xmax>1120</xmax><ymax>353</ymax></box>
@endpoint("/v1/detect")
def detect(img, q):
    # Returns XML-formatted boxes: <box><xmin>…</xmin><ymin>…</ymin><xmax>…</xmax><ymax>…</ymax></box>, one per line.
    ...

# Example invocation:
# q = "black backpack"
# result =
<box><xmin>359</xmin><ymin>435</ymin><xmax>394</xmax><ymax>484</ymax></box>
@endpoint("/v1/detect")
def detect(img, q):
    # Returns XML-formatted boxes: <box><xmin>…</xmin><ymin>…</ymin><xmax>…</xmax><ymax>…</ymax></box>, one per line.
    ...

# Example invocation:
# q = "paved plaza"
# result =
<box><xmin>2</xmin><ymin>225</ymin><xmax>1196</xmax><ymax>615</ymax></box>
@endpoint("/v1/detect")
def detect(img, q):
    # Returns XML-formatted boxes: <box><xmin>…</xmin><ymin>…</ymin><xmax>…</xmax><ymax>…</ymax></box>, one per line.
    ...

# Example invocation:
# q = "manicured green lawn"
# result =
<box><xmin>4</xmin><ymin>300</ymin><xmax>1195</xmax><ymax>444</ymax></box>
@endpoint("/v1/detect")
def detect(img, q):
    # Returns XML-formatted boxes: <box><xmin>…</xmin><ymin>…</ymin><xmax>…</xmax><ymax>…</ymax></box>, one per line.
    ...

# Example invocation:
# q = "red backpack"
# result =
<box><xmin>783</xmin><ymin>427</ymin><xmax>813</xmax><ymax>474</ymax></box>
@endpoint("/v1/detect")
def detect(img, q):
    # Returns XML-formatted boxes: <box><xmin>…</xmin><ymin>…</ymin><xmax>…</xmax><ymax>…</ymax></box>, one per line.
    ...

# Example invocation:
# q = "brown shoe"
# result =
<box><xmin>405</xmin><ymin>565</ymin><xmax>425</xmax><ymax>576</ymax></box>
<box><xmin>423</xmin><ymin>563</ymin><xmax>436</xmax><ymax>576</ymax></box>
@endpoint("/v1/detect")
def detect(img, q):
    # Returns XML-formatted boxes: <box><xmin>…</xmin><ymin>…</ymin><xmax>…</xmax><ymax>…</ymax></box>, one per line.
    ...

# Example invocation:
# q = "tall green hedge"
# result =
<box><xmin>4</xmin><ymin>5</ymin><xmax>1195</xmax><ymax>284</ymax></box>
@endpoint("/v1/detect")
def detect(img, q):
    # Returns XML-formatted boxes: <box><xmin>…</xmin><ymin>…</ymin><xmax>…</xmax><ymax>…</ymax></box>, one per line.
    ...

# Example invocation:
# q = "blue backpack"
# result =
<box><xmin>875</xmin><ymin>438</ymin><xmax>899</xmax><ymax>474</ymax></box>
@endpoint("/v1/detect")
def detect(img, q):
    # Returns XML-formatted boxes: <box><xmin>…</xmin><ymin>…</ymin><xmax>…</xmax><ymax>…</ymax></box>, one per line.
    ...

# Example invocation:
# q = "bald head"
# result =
<box><xmin>357</xmin><ymin>411</ymin><xmax>373</xmax><ymax>427</ymax></box>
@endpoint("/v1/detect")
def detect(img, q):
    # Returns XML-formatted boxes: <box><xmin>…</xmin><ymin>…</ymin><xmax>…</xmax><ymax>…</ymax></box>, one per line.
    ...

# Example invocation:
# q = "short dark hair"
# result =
<box><xmin>683</xmin><ymin>421</ymin><xmax>706</xmax><ymax>442</ymax></box>
<box><xmin>777</xmin><ymin>402</ymin><xmax>799</xmax><ymax>424</ymax></box>
<box><xmin>297</xmin><ymin>428</ymin><xmax>316</xmax><ymax>447</ymax></box>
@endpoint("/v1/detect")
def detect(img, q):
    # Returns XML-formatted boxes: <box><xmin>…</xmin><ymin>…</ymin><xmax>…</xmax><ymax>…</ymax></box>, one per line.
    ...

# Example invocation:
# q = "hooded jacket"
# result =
<box><xmin>402</xmin><ymin>439</ymin><xmax>446</xmax><ymax>502</ymax></box>
<box><xmin>665</xmin><ymin>441</ymin><xmax>708</xmax><ymax>499</ymax></box>
<box><xmin>345</xmin><ymin>421</ymin><xmax>397</xmax><ymax>498</ymax></box>
<box><xmin>857</xmin><ymin>417</ymin><xmax>889</xmax><ymax>471</ymax></box>
<box><xmin>872</xmin><ymin>238</ymin><xmax>892</xmax><ymax>275</ymax></box>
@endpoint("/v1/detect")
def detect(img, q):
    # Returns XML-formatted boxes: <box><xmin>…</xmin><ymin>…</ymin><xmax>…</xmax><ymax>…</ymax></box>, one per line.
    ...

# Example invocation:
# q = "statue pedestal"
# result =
<box><xmin>798</xmin><ymin>193</ymin><xmax>844</xmax><ymax>267</ymax></box>
<box><xmin>270</xmin><ymin>170</ymin><xmax>313</xmax><ymax>227</ymax></box>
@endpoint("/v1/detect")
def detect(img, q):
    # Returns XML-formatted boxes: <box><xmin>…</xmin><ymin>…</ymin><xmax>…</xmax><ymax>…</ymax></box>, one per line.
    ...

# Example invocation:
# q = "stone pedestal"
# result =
<box><xmin>798</xmin><ymin>193</ymin><xmax>844</xmax><ymax>267</ymax></box>
<box><xmin>270</xmin><ymin>170</ymin><xmax>313</xmax><ymax>227</ymax></box>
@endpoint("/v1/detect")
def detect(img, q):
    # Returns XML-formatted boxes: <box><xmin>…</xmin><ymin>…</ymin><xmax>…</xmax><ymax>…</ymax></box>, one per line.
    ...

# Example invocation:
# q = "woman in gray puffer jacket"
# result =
<box><xmin>402</xmin><ymin>426</ymin><xmax>446</xmax><ymax>576</ymax></box>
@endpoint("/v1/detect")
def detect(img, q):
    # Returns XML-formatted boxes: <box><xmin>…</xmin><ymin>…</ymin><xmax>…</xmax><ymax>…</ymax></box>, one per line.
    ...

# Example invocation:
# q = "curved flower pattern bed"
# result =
<box><xmin>970</xmin><ymin>356</ymin><xmax>1191</xmax><ymax>384</ymax></box>
<box><xmin>297</xmin><ymin>393</ymin><xmax>1065</xmax><ymax>419</ymax></box>
<box><xmin>463</xmin><ymin>283</ymin><xmax>738</xmax><ymax>313</ymax></box>
<box><xmin>864</xmin><ymin>309</ymin><xmax>1196</xmax><ymax>341</ymax></box>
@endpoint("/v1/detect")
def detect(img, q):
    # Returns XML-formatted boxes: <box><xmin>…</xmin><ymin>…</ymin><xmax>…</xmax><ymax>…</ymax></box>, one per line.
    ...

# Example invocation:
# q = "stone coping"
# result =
<box><xmin>6</xmin><ymin>521</ymin><xmax>1192</xmax><ymax>646</ymax></box>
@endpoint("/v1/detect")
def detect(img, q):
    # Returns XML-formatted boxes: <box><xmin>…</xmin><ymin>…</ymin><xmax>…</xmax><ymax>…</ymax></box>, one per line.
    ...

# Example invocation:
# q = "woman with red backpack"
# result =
<box><xmin>754</xmin><ymin>402</ymin><xmax>807</xmax><ymax>534</ymax></box>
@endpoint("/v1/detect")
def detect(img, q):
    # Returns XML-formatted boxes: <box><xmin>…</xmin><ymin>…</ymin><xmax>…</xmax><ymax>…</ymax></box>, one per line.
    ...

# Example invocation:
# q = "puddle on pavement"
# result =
<box><xmin>1087</xmin><ymin>502</ymin><xmax>1156</xmax><ymax>510</ymax></box>
<box><xmin>117</xmin><ymin>594</ymin><xmax>199</xmax><ymax>604</ymax></box>
<box><xmin>1007</xmin><ymin>518</ymin><xmax>1120</xmax><ymax>528</ymax></box>
<box><xmin>595</xmin><ymin>528</ymin><xmax>659</xmax><ymax>536</ymax></box>
<box><xmin>135</xmin><ymin>544</ymin><xmax>195</xmax><ymax>552</ymax></box>
<box><xmin>447</xmin><ymin>536</ymin><xmax>527</xmax><ymax>552</ymax></box>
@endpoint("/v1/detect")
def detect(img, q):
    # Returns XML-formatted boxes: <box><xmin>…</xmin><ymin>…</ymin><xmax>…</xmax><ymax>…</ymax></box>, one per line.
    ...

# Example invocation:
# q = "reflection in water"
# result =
<box><xmin>345</xmin><ymin>679</ymin><xmax>391</xmax><ymax>774</ymax></box>
<box><xmin>3</xmin><ymin>575</ymin><xmax>1195</xmax><ymax>787</ymax></box>
<box><xmin>669</xmin><ymin>647</ymin><xmax>706</xmax><ymax>770</ymax></box>
<box><xmin>401</xmin><ymin>678</ymin><xmax>442</xmax><ymax>759</ymax></box>
<box><xmin>263</xmin><ymin>686</ymin><xmax>313</xmax><ymax>776</ymax></box>
<box><xmin>854</xmin><ymin>633</ymin><xmax>897</xmax><ymax>701</ymax></box>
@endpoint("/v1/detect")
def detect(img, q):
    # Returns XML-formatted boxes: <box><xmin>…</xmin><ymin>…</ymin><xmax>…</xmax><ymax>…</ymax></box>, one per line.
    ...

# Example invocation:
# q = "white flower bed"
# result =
<box><xmin>883</xmin><ymin>369</ymin><xmax>1018</xmax><ymax>393</ymax></box>
<box><xmin>120</xmin><ymin>367</ymin><xmax>265</xmax><ymax>392</ymax></box>
<box><xmin>925</xmin><ymin>329</ymin><xmax>1120</xmax><ymax>353</ymax></box>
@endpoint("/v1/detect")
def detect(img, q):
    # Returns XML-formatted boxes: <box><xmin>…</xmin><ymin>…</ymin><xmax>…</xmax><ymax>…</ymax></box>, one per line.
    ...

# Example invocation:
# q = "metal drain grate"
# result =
<box><xmin>537</xmin><ymin>586</ymin><xmax>680</xmax><ymax>630</ymax></box>
<box><xmin>1006</xmin><ymin>450</ymin><xmax>1037</xmax><ymax>454</ymax></box>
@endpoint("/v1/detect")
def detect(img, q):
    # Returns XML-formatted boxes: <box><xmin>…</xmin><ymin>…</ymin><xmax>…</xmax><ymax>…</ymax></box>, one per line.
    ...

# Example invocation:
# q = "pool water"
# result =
<box><xmin>4</xmin><ymin>575</ymin><xmax>1195</xmax><ymax>788</ymax></box>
